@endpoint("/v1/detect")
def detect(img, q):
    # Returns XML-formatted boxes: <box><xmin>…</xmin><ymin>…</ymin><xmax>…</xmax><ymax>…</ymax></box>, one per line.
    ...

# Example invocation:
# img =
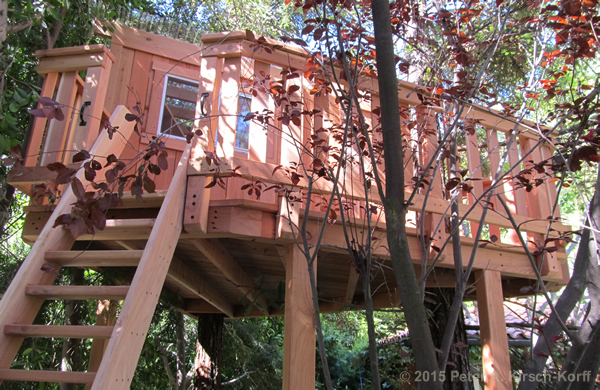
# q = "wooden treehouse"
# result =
<box><xmin>1</xmin><ymin>24</ymin><xmax>570</xmax><ymax>389</ymax></box>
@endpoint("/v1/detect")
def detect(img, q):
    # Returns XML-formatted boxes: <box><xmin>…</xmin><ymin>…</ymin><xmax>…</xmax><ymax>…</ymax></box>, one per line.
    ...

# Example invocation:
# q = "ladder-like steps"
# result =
<box><xmin>25</xmin><ymin>285</ymin><xmax>130</xmax><ymax>300</ymax></box>
<box><xmin>0</xmin><ymin>369</ymin><xmax>95</xmax><ymax>383</ymax></box>
<box><xmin>45</xmin><ymin>250</ymin><xmax>143</xmax><ymax>267</ymax></box>
<box><xmin>4</xmin><ymin>325</ymin><xmax>113</xmax><ymax>339</ymax></box>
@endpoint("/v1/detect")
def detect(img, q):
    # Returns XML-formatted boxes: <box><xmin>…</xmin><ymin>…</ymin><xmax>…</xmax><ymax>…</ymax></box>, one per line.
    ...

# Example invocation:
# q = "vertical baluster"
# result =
<box><xmin>485</xmin><ymin>127</ymin><xmax>502</xmax><ymax>241</ymax></box>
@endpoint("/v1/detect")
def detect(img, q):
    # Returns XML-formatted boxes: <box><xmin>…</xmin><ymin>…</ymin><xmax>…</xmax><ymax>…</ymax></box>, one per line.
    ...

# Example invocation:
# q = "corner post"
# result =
<box><xmin>282</xmin><ymin>244</ymin><xmax>316</xmax><ymax>390</ymax></box>
<box><xmin>475</xmin><ymin>270</ymin><xmax>512</xmax><ymax>390</ymax></box>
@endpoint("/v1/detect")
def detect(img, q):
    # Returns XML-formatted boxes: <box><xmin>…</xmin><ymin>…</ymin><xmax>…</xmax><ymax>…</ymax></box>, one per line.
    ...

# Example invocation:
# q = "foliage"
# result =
<box><xmin>221</xmin><ymin>317</ymin><xmax>284</xmax><ymax>389</ymax></box>
<box><xmin>153</xmin><ymin>0</ymin><xmax>305</xmax><ymax>38</ymax></box>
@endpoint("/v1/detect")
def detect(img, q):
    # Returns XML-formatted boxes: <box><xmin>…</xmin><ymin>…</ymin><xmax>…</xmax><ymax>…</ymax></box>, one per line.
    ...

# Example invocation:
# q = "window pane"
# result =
<box><xmin>160</xmin><ymin>76</ymin><xmax>199</xmax><ymax>137</ymax></box>
<box><xmin>235</xmin><ymin>95</ymin><xmax>252</xmax><ymax>150</ymax></box>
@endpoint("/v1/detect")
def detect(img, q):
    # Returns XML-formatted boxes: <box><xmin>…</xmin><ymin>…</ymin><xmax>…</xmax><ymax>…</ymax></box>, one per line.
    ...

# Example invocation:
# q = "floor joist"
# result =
<box><xmin>191</xmin><ymin>239</ymin><xmax>269</xmax><ymax>313</ymax></box>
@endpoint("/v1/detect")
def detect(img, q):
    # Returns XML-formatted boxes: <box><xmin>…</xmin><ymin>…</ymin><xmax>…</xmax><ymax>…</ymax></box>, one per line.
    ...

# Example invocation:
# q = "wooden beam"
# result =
<box><xmin>25</xmin><ymin>285</ymin><xmax>129</xmax><ymax>300</ymax></box>
<box><xmin>111</xmin><ymin>240</ymin><xmax>234</xmax><ymax>317</ymax></box>
<box><xmin>191</xmin><ymin>239</ymin><xmax>269</xmax><ymax>313</ymax></box>
<box><xmin>183</xmin><ymin>299</ymin><xmax>226</xmax><ymax>314</ymax></box>
<box><xmin>0</xmin><ymin>369</ymin><xmax>95</xmax><ymax>384</ymax></box>
<box><xmin>168</xmin><ymin>256</ymin><xmax>235</xmax><ymax>318</ymax></box>
<box><xmin>91</xmin><ymin>145</ymin><xmax>190</xmax><ymax>389</ymax></box>
<box><xmin>475</xmin><ymin>270</ymin><xmax>512</xmax><ymax>390</ymax></box>
<box><xmin>4</xmin><ymin>325</ymin><xmax>113</xmax><ymax>339</ymax></box>
<box><xmin>282</xmin><ymin>243</ymin><xmax>316</xmax><ymax>390</ymax></box>
<box><xmin>36</xmin><ymin>53</ymin><xmax>110</xmax><ymax>74</ymax></box>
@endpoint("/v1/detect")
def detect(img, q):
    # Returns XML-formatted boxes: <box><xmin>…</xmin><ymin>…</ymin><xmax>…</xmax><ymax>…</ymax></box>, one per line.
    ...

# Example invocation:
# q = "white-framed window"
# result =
<box><xmin>234</xmin><ymin>93</ymin><xmax>252</xmax><ymax>152</ymax></box>
<box><xmin>158</xmin><ymin>74</ymin><xmax>200</xmax><ymax>138</ymax></box>
<box><xmin>215</xmin><ymin>92</ymin><xmax>253</xmax><ymax>153</ymax></box>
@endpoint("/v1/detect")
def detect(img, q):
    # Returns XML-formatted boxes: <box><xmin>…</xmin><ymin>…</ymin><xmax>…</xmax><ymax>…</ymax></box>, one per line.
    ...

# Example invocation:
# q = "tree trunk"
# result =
<box><xmin>518</xmin><ymin>162</ymin><xmax>600</xmax><ymax>390</ymax></box>
<box><xmin>175</xmin><ymin>310</ymin><xmax>187</xmax><ymax>390</ymax></box>
<box><xmin>371</xmin><ymin>0</ymin><xmax>443</xmax><ymax>388</ymax></box>
<box><xmin>194</xmin><ymin>313</ymin><xmax>224</xmax><ymax>389</ymax></box>
<box><xmin>426</xmin><ymin>288</ymin><xmax>473</xmax><ymax>390</ymax></box>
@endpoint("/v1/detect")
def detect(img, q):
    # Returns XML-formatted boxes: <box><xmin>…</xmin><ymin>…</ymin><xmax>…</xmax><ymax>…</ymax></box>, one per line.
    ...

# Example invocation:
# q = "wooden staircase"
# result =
<box><xmin>0</xmin><ymin>105</ymin><xmax>192</xmax><ymax>389</ymax></box>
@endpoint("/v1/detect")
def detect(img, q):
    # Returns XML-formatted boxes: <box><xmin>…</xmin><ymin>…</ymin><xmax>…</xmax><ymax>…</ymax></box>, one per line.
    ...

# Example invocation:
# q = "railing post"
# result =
<box><xmin>184</xmin><ymin>56</ymin><xmax>223</xmax><ymax>235</ymax></box>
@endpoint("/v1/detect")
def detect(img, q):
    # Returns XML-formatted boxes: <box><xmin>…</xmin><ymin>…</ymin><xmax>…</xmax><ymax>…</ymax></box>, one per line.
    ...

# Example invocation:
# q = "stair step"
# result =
<box><xmin>45</xmin><ymin>250</ymin><xmax>143</xmax><ymax>267</ymax></box>
<box><xmin>23</xmin><ymin>218</ymin><xmax>156</xmax><ymax>242</ymax></box>
<box><xmin>4</xmin><ymin>325</ymin><xmax>113</xmax><ymax>339</ymax></box>
<box><xmin>0</xmin><ymin>369</ymin><xmax>95</xmax><ymax>383</ymax></box>
<box><xmin>25</xmin><ymin>285</ymin><xmax>129</xmax><ymax>300</ymax></box>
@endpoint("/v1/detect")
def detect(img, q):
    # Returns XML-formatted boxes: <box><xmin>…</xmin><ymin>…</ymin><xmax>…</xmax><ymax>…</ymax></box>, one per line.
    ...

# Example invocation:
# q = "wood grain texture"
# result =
<box><xmin>0</xmin><ymin>106</ymin><xmax>135</xmax><ymax>369</ymax></box>
<box><xmin>91</xmin><ymin>144</ymin><xmax>191</xmax><ymax>389</ymax></box>
<box><xmin>282</xmin><ymin>244</ymin><xmax>316</xmax><ymax>390</ymax></box>
<box><xmin>25</xmin><ymin>73</ymin><xmax>59</xmax><ymax>166</ymax></box>
<box><xmin>25</xmin><ymin>285</ymin><xmax>129</xmax><ymax>300</ymax></box>
<box><xmin>111</xmin><ymin>24</ymin><xmax>202</xmax><ymax>66</ymax></box>
<box><xmin>0</xmin><ymin>369</ymin><xmax>95</xmax><ymax>384</ymax></box>
<box><xmin>74</xmin><ymin>65</ymin><xmax>113</xmax><ymax>153</ymax></box>
<box><xmin>191</xmin><ymin>239</ymin><xmax>268</xmax><ymax>312</ymax></box>
<box><xmin>4</xmin><ymin>325</ymin><xmax>113</xmax><ymax>339</ymax></box>
<box><xmin>39</xmin><ymin>72</ymin><xmax>78</xmax><ymax>166</ymax></box>
<box><xmin>475</xmin><ymin>270</ymin><xmax>512</xmax><ymax>390</ymax></box>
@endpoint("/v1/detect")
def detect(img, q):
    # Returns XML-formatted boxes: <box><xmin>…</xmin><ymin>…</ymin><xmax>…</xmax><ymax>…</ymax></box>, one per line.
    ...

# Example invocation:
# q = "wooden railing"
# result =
<box><xmin>181</xmin><ymin>31</ymin><xmax>569</xmax><ymax>281</ymax></box>
<box><xmin>16</xmin><ymin>26</ymin><xmax>569</xmax><ymax>285</ymax></box>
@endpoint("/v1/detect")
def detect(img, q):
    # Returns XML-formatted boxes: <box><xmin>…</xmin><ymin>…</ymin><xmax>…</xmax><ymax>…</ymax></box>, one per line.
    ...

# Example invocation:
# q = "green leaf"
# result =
<box><xmin>12</xmin><ymin>92</ymin><xmax>24</xmax><ymax>105</ymax></box>
<box><xmin>49</xmin><ymin>7</ymin><xmax>63</xmax><ymax>22</ymax></box>
<box><xmin>9</xmin><ymin>101</ymin><xmax>20</xmax><ymax>113</ymax></box>
<box><xmin>17</xmin><ymin>88</ymin><xmax>29</xmax><ymax>99</ymax></box>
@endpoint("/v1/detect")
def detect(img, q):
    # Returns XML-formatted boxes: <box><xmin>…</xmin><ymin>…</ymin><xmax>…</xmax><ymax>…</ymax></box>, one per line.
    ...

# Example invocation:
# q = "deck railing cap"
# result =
<box><xmin>35</xmin><ymin>44</ymin><xmax>115</xmax><ymax>62</ymax></box>
<box><xmin>200</xmin><ymin>31</ymin><xmax>310</xmax><ymax>58</ymax></box>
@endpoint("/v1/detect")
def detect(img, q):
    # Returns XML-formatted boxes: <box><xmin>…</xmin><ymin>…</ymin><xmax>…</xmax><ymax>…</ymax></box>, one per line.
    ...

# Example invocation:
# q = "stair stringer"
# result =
<box><xmin>91</xmin><ymin>143</ymin><xmax>191</xmax><ymax>389</ymax></box>
<box><xmin>0</xmin><ymin>105</ymin><xmax>135</xmax><ymax>369</ymax></box>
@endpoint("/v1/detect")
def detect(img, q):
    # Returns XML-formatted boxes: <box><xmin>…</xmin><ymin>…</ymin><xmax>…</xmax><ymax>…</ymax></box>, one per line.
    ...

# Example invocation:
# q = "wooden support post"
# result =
<box><xmin>184</xmin><ymin>56</ymin><xmax>223</xmax><ymax>234</ymax></box>
<box><xmin>519</xmin><ymin>136</ymin><xmax>560</xmax><ymax>278</ymax></box>
<box><xmin>540</xmin><ymin>144</ymin><xmax>570</xmax><ymax>286</ymax></box>
<box><xmin>475</xmin><ymin>270</ymin><xmax>512</xmax><ymax>390</ymax></box>
<box><xmin>277</xmin><ymin>196</ymin><xmax>299</xmax><ymax>240</ymax></box>
<box><xmin>282</xmin><ymin>244</ymin><xmax>315</xmax><ymax>390</ymax></box>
